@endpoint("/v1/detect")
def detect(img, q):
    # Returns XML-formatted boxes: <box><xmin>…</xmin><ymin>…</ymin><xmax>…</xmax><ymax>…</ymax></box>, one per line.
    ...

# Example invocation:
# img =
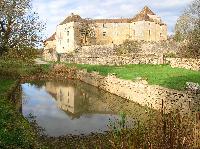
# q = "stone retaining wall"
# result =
<box><xmin>61</xmin><ymin>54</ymin><xmax>163</xmax><ymax>65</ymax></box>
<box><xmin>166</xmin><ymin>58</ymin><xmax>200</xmax><ymax>71</ymax></box>
<box><xmin>77</xmin><ymin>69</ymin><xmax>200</xmax><ymax>112</ymax></box>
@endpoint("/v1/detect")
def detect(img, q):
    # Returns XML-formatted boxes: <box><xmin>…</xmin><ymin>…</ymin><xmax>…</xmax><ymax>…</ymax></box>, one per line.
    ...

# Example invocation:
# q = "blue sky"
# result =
<box><xmin>32</xmin><ymin>0</ymin><xmax>193</xmax><ymax>38</ymax></box>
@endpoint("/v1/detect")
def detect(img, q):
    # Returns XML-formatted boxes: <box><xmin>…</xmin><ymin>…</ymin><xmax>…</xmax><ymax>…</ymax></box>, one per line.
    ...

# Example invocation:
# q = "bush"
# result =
<box><xmin>115</xmin><ymin>40</ymin><xmax>141</xmax><ymax>55</ymax></box>
<box><xmin>2</xmin><ymin>47</ymin><xmax>38</xmax><ymax>63</ymax></box>
<box><xmin>164</xmin><ymin>52</ymin><xmax>177</xmax><ymax>58</ymax></box>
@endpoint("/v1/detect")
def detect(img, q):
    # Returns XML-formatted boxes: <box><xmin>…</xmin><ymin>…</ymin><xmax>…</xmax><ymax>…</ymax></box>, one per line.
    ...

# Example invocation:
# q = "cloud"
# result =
<box><xmin>32</xmin><ymin>0</ymin><xmax>193</xmax><ymax>37</ymax></box>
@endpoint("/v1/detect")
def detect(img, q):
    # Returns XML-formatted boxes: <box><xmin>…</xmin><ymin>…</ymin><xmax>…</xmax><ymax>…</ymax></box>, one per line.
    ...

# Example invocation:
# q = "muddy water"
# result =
<box><xmin>21</xmin><ymin>80</ymin><xmax>146</xmax><ymax>137</ymax></box>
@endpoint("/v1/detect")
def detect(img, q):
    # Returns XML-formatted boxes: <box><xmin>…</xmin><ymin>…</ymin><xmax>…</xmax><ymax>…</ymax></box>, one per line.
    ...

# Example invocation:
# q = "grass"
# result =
<box><xmin>0</xmin><ymin>59</ymin><xmax>51</xmax><ymax>78</ymax></box>
<box><xmin>0</xmin><ymin>79</ymin><xmax>38</xmax><ymax>148</ymax></box>
<box><xmin>0</xmin><ymin>59</ymin><xmax>50</xmax><ymax>148</ymax></box>
<box><xmin>66</xmin><ymin>63</ymin><xmax>200</xmax><ymax>90</ymax></box>
<box><xmin>0</xmin><ymin>59</ymin><xmax>199</xmax><ymax>148</ymax></box>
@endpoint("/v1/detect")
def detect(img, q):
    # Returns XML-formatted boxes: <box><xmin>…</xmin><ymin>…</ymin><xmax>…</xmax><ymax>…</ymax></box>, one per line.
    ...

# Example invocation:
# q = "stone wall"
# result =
<box><xmin>44</xmin><ymin>43</ymin><xmax>200</xmax><ymax>71</ymax></box>
<box><xmin>166</xmin><ymin>58</ymin><xmax>200</xmax><ymax>71</ymax></box>
<box><xmin>77</xmin><ymin>69</ymin><xmax>200</xmax><ymax>112</ymax></box>
<box><xmin>60</xmin><ymin>45</ymin><xmax>163</xmax><ymax>65</ymax></box>
<box><xmin>43</xmin><ymin>48</ymin><xmax>57</xmax><ymax>62</ymax></box>
<box><xmin>61</xmin><ymin>54</ymin><xmax>162</xmax><ymax>65</ymax></box>
<box><xmin>141</xmin><ymin>40</ymin><xmax>180</xmax><ymax>54</ymax></box>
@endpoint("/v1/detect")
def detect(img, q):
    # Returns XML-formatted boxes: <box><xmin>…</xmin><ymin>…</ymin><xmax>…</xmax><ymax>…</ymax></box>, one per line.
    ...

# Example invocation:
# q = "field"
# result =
<box><xmin>66</xmin><ymin>64</ymin><xmax>200</xmax><ymax>90</ymax></box>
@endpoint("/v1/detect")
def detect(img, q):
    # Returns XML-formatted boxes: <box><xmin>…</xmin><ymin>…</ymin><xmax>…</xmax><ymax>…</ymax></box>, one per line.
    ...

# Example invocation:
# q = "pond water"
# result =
<box><xmin>21</xmin><ymin>80</ymin><xmax>135</xmax><ymax>137</ymax></box>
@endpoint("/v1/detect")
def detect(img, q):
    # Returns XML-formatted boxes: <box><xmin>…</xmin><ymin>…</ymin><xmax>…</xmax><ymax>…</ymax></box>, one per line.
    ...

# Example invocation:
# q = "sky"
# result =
<box><xmin>32</xmin><ymin>0</ymin><xmax>193</xmax><ymax>39</ymax></box>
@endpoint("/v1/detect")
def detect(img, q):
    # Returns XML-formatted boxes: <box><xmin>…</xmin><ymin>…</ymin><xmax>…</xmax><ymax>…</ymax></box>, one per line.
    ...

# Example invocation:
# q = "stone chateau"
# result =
<box><xmin>44</xmin><ymin>6</ymin><xmax>167</xmax><ymax>54</ymax></box>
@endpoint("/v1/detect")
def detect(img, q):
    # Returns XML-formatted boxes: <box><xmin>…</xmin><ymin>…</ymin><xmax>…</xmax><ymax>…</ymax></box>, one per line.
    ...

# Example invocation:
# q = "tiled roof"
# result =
<box><xmin>59</xmin><ymin>14</ymin><xmax>82</xmax><ymax>25</ymax></box>
<box><xmin>131</xmin><ymin>6</ymin><xmax>155</xmax><ymax>22</ymax></box>
<box><xmin>93</xmin><ymin>18</ymin><xmax>131</xmax><ymax>23</ymax></box>
<box><xmin>44</xmin><ymin>32</ymin><xmax>56</xmax><ymax>42</ymax></box>
<box><xmin>58</xmin><ymin>6</ymin><xmax>166</xmax><ymax>25</ymax></box>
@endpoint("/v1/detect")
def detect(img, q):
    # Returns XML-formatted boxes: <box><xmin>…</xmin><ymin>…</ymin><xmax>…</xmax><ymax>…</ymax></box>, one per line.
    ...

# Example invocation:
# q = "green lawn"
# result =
<box><xmin>66</xmin><ymin>64</ymin><xmax>200</xmax><ymax>90</ymax></box>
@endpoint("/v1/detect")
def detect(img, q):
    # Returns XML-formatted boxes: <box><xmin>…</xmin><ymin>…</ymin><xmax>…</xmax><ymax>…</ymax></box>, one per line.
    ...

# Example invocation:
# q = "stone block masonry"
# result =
<box><xmin>77</xmin><ymin>69</ymin><xmax>200</xmax><ymax>113</ymax></box>
<box><xmin>166</xmin><ymin>58</ymin><xmax>200</xmax><ymax>71</ymax></box>
<box><xmin>60</xmin><ymin>45</ymin><xmax>163</xmax><ymax>65</ymax></box>
<box><xmin>44</xmin><ymin>44</ymin><xmax>200</xmax><ymax>71</ymax></box>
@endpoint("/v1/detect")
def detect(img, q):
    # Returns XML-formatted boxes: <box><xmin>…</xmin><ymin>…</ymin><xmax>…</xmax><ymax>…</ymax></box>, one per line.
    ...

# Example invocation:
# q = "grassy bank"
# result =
<box><xmin>0</xmin><ymin>60</ymin><xmax>51</xmax><ymax>78</ymax></box>
<box><xmin>0</xmin><ymin>79</ymin><xmax>39</xmax><ymax>148</ymax></box>
<box><xmin>0</xmin><ymin>60</ymin><xmax>51</xmax><ymax>148</ymax></box>
<box><xmin>66</xmin><ymin>63</ymin><xmax>200</xmax><ymax>90</ymax></box>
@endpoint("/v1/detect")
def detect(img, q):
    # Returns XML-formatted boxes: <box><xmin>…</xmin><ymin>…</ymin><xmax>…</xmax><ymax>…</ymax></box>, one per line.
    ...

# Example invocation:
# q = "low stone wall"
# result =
<box><xmin>166</xmin><ymin>58</ymin><xmax>200</xmax><ymax>71</ymax></box>
<box><xmin>61</xmin><ymin>54</ymin><xmax>163</xmax><ymax>65</ymax></box>
<box><xmin>43</xmin><ymin>49</ymin><xmax>57</xmax><ymax>62</ymax></box>
<box><xmin>77</xmin><ymin>69</ymin><xmax>200</xmax><ymax>112</ymax></box>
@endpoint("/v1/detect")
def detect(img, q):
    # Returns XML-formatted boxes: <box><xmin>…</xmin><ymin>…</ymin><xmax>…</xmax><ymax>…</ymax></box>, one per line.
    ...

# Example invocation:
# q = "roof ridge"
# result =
<box><xmin>140</xmin><ymin>6</ymin><xmax>155</xmax><ymax>15</ymax></box>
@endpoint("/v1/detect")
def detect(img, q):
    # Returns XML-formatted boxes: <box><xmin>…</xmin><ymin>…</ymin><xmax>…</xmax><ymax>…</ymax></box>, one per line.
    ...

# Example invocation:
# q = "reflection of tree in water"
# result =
<box><xmin>28</xmin><ymin>81</ymin><xmax>46</xmax><ymax>90</ymax></box>
<box><xmin>27</xmin><ymin>113</ymin><xmax>46</xmax><ymax>136</ymax></box>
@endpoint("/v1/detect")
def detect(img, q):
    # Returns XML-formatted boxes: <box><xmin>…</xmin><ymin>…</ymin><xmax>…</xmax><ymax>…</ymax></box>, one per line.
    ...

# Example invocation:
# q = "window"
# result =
<box><xmin>67</xmin><ymin>31</ymin><xmax>69</xmax><ymax>36</ymax></box>
<box><xmin>103</xmin><ymin>32</ymin><xmax>106</xmax><ymax>36</ymax></box>
<box><xmin>149</xmin><ymin>30</ymin><xmax>151</xmax><ymax>36</ymax></box>
<box><xmin>149</xmin><ymin>23</ymin><xmax>150</xmax><ymax>25</ymax></box>
<box><xmin>103</xmin><ymin>23</ymin><xmax>105</xmax><ymax>28</ymax></box>
<box><xmin>160</xmin><ymin>33</ymin><xmax>162</xmax><ymax>37</ymax></box>
<box><xmin>133</xmin><ymin>30</ymin><xmax>135</xmax><ymax>36</ymax></box>
<box><xmin>67</xmin><ymin>39</ymin><xmax>69</xmax><ymax>43</ymax></box>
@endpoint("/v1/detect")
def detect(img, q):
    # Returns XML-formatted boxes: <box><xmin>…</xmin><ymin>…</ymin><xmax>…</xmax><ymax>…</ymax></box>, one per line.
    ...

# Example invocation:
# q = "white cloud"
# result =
<box><xmin>32</xmin><ymin>0</ymin><xmax>193</xmax><ymax>38</ymax></box>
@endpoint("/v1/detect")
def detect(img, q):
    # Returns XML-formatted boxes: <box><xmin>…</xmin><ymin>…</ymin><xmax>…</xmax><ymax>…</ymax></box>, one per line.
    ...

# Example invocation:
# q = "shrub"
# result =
<box><xmin>115</xmin><ymin>40</ymin><xmax>141</xmax><ymax>55</ymax></box>
<box><xmin>2</xmin><ymin>47</ymin><xmax>38</xmax><ymax>63</ymax></box>
<box><xmin>164</xmin><ymin>52</ymin><xmax>177</xmax><ymax>58</ymax></box>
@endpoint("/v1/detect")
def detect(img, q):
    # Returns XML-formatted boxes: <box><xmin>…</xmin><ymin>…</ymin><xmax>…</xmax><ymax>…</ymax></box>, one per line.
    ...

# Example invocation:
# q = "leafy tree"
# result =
<box><xmin>0</xmin><ymin>0</ymin><xmax>44</xmax><ymax>58</ymax></box>
<box><xmin>175</xmin><ymin>0</ymin><xmax>200</xmax><ymax>58</ymax></box>
<box><xmin>174</xmin><ymin>0</ymin><xmax>200</xmax><ymax>41</ymax></box>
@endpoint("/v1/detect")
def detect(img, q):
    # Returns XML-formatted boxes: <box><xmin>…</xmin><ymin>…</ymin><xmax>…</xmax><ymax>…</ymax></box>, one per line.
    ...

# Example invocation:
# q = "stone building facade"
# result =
<box><xmin>44</xmin><ymin>6</ymin><xmax>167</xmax><ymax>54</ymax></box>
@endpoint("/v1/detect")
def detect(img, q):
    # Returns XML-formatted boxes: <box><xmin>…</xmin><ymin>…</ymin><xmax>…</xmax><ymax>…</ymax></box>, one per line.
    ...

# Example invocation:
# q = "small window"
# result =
<box><xmin>149</xmin><ymin>23</ymin><xmax>150</xmax><ymax>25</ymax></box>
<box><xmin>67</xmin><ymin>39</ymin><xmax>69</xmax><ymax>43</ymax></box>
<box><xmin>103</xmin><ymin>24</ymin><xmax>105</xmax><ymax>28</ymax></box>
<box><xmin>149</xmin><ymin>30</ymin><xmax>151</xmax><ymax>36</ymax></box>
<box><xmin>160</xmin><ymin>33</ymin><xmax>162</xmax><ymax>37</ymax></box>
<box><xmin>103</xmin><ymin>32</ymin><xmax>106</xmax><ymax>36</ymax></box>
<box><xmin>67</xmin><ymin>31</ymin><xmax>69</xmax><ymax>36</ymax></box>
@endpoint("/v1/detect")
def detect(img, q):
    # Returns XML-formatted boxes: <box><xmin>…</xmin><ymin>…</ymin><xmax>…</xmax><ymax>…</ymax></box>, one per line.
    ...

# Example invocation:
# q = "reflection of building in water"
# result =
<box><xmin>45</xmin><ymin>81</ymin><xmax>117</xmax><ymax>119</ymax></box>
<box><xmin>45</xmin><ymin>82</ymin><xmax>89</xmax><ymax>117</ymax></box>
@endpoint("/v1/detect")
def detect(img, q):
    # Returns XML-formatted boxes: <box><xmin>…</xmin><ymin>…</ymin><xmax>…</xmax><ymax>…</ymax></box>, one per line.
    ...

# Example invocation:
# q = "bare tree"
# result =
<box><xmin>0</xmin><ymin>0</ymin><xmax>45</xmax><ymax>56</ymax></box>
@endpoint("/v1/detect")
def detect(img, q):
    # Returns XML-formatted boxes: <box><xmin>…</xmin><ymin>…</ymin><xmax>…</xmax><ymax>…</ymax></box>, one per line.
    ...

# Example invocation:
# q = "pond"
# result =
<box><xmin>21</xmin><ymin>80</ymin><xmax>138</xmax><ymax>137</ymax></box>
